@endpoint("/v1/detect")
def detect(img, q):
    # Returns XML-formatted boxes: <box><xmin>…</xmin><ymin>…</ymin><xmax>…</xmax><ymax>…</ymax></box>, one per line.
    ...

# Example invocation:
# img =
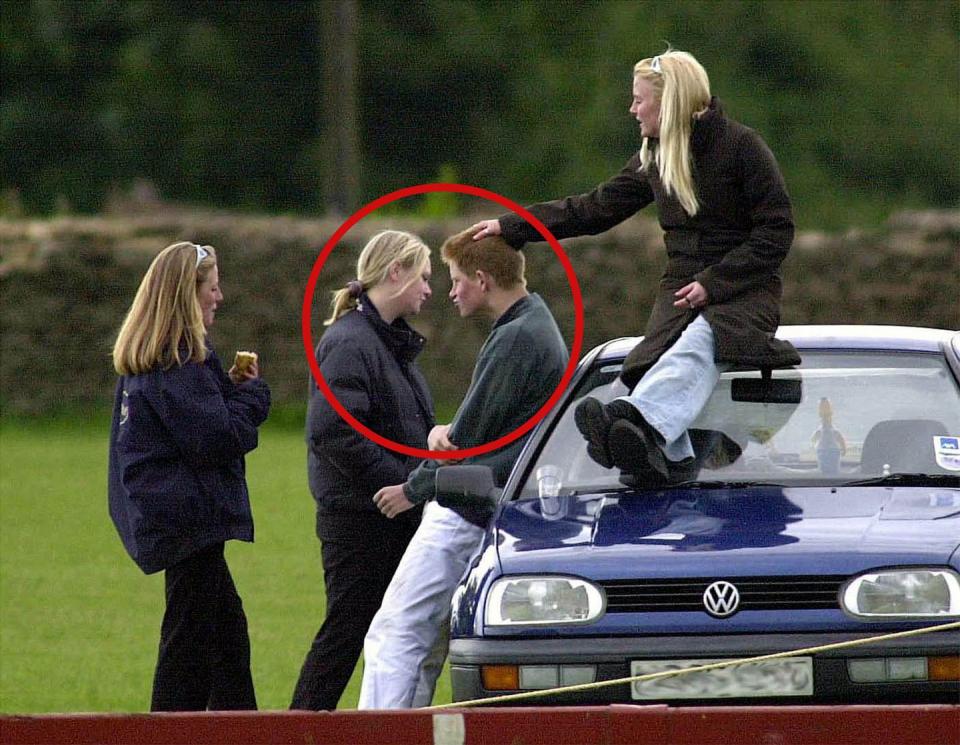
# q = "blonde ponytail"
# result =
<box><xmin>324</xmin><ymin>231</ymin><xmax>430</xmax><ymax>326</ymax></box>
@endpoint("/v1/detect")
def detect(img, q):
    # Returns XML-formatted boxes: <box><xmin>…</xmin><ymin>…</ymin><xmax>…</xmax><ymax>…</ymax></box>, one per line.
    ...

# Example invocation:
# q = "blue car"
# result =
<box><xmin>447</xmin><ymin>325</ymin><xmax>960</xmax><ymax>705</ymax></box>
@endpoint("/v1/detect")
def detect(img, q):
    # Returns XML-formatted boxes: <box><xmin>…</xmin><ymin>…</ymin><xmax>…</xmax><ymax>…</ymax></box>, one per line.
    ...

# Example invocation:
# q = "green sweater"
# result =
<box><xmin>404</xmin><ymin>293</ymin><xmax>568</xmax><ymax>525</ymax></box>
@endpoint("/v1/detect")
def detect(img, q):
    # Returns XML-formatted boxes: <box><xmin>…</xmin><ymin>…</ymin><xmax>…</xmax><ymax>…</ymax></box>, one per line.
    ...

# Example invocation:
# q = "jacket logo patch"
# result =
<box><xmin>120</xmin><ymin>390</ymin><xmax>129</xmax><ymax>426</ymax></box>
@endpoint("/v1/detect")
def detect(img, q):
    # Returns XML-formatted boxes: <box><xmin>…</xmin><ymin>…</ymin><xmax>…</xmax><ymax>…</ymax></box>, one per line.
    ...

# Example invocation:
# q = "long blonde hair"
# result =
<box><xmin>112</xmin><ymin>241</ymin><xmax>217</xmax><ymax>375</ymax></box>
<box><xmin>635</xmin><ymin>49</ymin><xmax>711</xmax><ymax>216</ymax></box>
<box><xmin>325</xmin><ymin>230</ymin><xmax>430</xmax><ymax>325</ymax></box>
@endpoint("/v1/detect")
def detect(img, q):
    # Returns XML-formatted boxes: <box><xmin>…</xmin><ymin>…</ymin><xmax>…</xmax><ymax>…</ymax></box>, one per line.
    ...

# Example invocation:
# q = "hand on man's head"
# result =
<box><xmin>470</xmin><ymin>220</ymin><xmax>501</xmax><ymax>241</ymax></box>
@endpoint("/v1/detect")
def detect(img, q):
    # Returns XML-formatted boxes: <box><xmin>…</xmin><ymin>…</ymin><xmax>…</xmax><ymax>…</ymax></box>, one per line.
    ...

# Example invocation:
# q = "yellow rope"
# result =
<box><xmin>426</xmin><ymin>619</ymin><xmax>960</xmax><ymax>709</ymax></box>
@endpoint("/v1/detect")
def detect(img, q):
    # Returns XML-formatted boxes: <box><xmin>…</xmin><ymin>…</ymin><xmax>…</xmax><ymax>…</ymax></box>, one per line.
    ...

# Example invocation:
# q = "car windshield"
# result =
<box><xmin>519</xmin><ymin>351</ymin><xmax>960</xmax><ymax>497</ymax></box>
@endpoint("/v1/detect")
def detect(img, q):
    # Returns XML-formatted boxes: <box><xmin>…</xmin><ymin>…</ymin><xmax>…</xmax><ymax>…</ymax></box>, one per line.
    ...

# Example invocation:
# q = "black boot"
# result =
<box><xmin>574</xmin><ymin>397</ymin><xmax>616</xmax><ymax>468</ymax></box>
<box><xmin>607</xmin><ymin>415</ymin><xmax>670</xmax><ymax>480</ymax></box>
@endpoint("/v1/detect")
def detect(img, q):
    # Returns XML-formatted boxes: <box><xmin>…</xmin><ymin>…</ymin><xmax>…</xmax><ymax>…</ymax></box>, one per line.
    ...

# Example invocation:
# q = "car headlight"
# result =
<box><xmin>841</xmin><ymin>568</ymin><xmax>960</xmax><ymax>618</ymax></box>
<box><xmin>485</xmin><ymin>575</ymin><xmax>605</xmax><ymax>626</ymax></box>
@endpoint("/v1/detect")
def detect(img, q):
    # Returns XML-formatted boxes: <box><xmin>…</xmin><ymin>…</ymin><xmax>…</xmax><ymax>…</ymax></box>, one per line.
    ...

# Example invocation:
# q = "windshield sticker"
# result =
<box><xmin>933</xmin><ymin>436</ymin><xmax>960</xmax><ymax>471</ymax></box>
<box><xmin>930</xmin><ymin>492</ymin><xmax>960</xmax><ymax>508</ymax></box>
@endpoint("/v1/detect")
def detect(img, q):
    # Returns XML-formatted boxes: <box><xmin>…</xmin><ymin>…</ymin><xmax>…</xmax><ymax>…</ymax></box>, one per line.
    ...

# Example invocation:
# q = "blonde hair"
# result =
<box><xmin>635</xmin><ymin>49</ymin><xmax>711</xmax><ymax>216</ymax></box>
<box><xmin>325</xmin><ymin>230</ymin><xmax>431</xmax><ymax>325</ymax></box>
<box><xmin>112</xmin><ymin>241</ymin><xmax>217</xmax><ymax>375</ymax></box>
<box><xmin>440</xmin><ymin>228</ymin><xmax>526</xmax><ymax>289</ymax></box>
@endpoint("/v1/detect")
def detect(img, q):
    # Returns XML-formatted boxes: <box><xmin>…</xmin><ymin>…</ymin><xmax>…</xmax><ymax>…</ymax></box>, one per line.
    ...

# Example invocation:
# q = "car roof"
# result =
<box><xmin>594</xmin><ymin>324</ymin><xmax>959</xmax><ymax>361</ymax></box>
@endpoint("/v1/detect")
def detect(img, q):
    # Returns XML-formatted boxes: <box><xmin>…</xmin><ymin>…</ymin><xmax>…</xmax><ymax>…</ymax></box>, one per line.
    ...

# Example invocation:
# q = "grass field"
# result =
<box><xmin>0</xmin><ymin>416</ymin><xmax>451</xmax><ymax>713</ymax></box>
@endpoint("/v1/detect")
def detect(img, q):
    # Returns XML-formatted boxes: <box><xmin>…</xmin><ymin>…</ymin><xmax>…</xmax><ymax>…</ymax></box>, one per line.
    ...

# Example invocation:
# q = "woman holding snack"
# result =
<box><xmin>108</xmin><ymin>240</ymin><xmax>270</xmax><ymax>711</ymax></box>
<box><xmin>291</xmin><ymin>230</ymin><xmax>435</xmax><ymax>710</ymax></box>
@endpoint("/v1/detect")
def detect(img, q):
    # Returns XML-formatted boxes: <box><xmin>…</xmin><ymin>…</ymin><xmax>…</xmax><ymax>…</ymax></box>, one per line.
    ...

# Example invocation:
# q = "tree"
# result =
<box><xmin>319</xmin><ymin>0</ymin><xmax>360</xmax><ymax>214</ymax></box>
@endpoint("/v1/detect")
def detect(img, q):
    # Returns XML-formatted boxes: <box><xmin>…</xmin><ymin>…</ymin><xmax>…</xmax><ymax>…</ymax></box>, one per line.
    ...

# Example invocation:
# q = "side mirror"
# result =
<box><xmin>435</xmin><ymin>465</ymin><xmax>502</xmax><ymax>511</ymax></box>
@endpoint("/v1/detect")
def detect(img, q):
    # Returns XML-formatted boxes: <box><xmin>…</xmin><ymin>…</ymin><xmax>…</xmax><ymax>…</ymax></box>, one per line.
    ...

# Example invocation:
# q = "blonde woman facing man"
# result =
<box><xmin>291</xmin><ymin>230</ymin><xmax>436</xmax><ymax>711</ymax></box>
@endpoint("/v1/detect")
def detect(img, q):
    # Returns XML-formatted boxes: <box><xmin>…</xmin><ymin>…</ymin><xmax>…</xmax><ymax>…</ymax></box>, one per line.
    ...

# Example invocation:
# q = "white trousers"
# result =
<box><xmin>358</xmin><ymin>501</ymin><xmax>485</xmax><ymax>709</ymax></box>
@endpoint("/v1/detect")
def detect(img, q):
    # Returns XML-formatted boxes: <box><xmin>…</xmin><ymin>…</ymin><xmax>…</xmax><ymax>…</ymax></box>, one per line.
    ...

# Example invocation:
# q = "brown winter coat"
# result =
<box><xmin>499</xmin><ymin>98</ymin><xmax>800</xmax><ymax>389</ymax></box>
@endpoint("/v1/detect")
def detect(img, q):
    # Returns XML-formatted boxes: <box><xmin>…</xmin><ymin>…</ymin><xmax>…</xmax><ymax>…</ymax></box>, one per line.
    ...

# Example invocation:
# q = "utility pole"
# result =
<box><xmin>319</xmin><ymin>0</ymin><xmax>360</xmax><ymax>214</ymax></box>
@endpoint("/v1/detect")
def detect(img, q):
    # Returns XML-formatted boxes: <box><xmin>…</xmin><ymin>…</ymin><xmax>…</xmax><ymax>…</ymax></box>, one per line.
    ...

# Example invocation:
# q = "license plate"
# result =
<box><xmin>630</xmin><ymin>657</ymin><xmax>813</xmax><ymax>700</ymax></box>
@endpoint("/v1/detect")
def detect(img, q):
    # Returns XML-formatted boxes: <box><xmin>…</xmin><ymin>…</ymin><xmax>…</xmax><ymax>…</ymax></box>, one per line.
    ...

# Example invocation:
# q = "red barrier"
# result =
<box><xmin>1</xmin><ymin>705</ymin><xmax>956</xmax><ymax>745</ymax></box>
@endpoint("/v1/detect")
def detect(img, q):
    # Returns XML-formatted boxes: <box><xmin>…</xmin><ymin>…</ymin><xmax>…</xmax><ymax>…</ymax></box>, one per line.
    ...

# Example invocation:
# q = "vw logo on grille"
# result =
<box><xmin>703</xmin><ymin>580</ymin><xmax>740</xmax><ymax>617</ymax></box>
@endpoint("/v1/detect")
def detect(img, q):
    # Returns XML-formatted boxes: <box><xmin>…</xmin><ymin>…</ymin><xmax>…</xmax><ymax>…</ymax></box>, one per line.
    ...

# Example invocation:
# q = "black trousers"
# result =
<box><xmin>290</xmin><ymin>520</ymin><xmax>417</xmax><ymax>710</ymax></box>
<box><xmin>151</xmin><ymin>542</ymin><xmax>256</xmax><ymax>711</ymax></box>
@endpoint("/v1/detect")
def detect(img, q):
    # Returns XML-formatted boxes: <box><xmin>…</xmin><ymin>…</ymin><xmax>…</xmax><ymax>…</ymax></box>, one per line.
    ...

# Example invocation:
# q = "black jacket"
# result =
<box><xmin>108</xmin><ymin>347</ymin><xmax>271</xmax><ymax>574</ymax></box>
<box><xmin>500</xmin><ymin>98</ymin><xmax>800</xmax><ymax>388</ymax></box>
<box><xmin>307</xmin><ymin>295</ymin><xmax>434</xmax><ymax>540</ymax></box>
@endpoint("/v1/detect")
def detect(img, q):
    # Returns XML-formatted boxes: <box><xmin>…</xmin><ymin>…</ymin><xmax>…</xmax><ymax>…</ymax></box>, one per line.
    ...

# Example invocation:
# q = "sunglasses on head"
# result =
<box><xmin>193</xmin><ymin>244</ymin><xmax>211</xmax><ymax>267</ymax></box>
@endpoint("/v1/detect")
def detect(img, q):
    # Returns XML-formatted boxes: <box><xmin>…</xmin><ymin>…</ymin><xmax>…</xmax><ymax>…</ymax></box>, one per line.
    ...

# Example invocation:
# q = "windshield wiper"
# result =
<box><xmin>841</xmin><ymin>473</ymin><xmax>960</xmax><ymax>487</ymax></box>
<box><xmin>665</xmin><ymin>480</ymin><xmax>788</xmax><ymax>490</ymax></box>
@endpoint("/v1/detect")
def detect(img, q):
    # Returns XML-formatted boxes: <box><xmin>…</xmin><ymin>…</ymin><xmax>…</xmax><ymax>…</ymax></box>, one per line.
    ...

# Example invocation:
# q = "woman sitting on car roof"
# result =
<box><xmin>470</xmin><ymin>47</ymin><xmax>800</xmax><ymax>481</ymax></box>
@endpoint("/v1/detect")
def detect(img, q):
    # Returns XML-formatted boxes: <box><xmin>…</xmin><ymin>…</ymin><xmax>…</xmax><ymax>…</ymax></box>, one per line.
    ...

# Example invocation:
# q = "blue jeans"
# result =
<box><xmin>618</xmin><ymin>316</ymin><xmax>731</xmax><ymax>462</ymax></box>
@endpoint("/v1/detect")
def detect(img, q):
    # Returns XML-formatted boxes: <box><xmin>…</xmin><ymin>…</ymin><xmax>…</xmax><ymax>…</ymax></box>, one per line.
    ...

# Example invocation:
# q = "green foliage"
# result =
<box><xmin>0</xmin><ymin>419</ymin><xmax>452</xmax><ymax>712</ymax></box>
<box><xmin>1</xmin><ymin>0</ymin><xmax>322</xmax><ymax>213</ymax></box>
<box><xmin>420</xmin><ymin>164</ymin><xmax>461</xmax><ymax>218</ymax></box>
<box><xmin>1</xmin><ymin>1</ymin><xmax>958</xmax><ymax>228</ymax></box>
<box><xmin>2</xmin><ymin>210</ymin><xmax>957</xmax><ymax>417</ymax></box>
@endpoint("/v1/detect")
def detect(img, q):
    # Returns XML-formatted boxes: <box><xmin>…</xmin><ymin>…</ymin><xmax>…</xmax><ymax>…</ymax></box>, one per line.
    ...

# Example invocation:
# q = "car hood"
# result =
<box><xmin>495</xmin><ymin>486</ymin><xmax>960</xmax><ymax>577</ymax></box>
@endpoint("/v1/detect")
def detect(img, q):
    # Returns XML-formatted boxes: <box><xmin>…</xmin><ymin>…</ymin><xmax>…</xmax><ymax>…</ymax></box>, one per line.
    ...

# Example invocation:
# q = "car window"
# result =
<box><xmin>519</xmin><ymin>351</ymin><xmax>960</xmax><ymax>497</ymax></box>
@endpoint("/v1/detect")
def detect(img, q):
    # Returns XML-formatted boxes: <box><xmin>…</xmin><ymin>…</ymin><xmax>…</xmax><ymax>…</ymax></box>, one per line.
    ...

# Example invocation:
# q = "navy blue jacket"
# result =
<box><xmin>307</xmin><ymin>295</ymin><xmax>433</xmax><ymax>540</ymax></box>
<box><xmin>108</xmin><ymin>347</ymin><xmax>271</xmax><ymax>574</ymax></box>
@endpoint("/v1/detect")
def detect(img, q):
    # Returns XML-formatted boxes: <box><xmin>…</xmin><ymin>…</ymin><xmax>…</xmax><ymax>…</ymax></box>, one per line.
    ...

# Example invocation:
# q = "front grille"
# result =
<box><xmin>598</xmin><ymin>575</ymin><xmax>845</xmax><ymax>613</ymax></box>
